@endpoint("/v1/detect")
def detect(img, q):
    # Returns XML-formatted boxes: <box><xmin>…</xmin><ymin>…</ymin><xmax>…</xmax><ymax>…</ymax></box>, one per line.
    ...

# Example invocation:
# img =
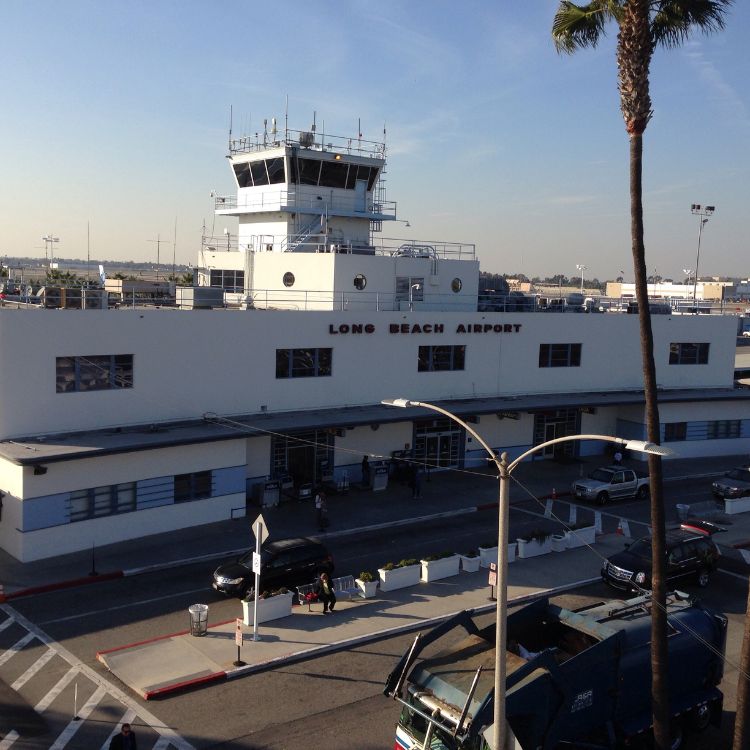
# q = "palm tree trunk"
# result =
<box><xmin>630</xmin><ymin>132</ymin><xmax>670</xmax><ymax>748</ymax></box>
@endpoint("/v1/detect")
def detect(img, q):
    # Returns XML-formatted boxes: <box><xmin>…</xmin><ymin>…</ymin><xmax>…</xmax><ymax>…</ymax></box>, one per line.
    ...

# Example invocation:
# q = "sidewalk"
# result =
<box><xmin>96</xmin><ymin>536</ymin><xmax>625</xmax><ymax>699</ymax></box>
<box><xmin>1</xmin><ymin>453</ymin><xmax>746</xmax><ymax>599</ymax></box>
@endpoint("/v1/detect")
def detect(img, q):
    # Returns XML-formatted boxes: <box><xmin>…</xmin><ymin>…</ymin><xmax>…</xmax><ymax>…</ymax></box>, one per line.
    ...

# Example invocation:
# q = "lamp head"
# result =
<box><xmin>381</xmin><ymin>398</ymin><xmax>416</xmax><ymax>408</ymax></box>
<box><xmin>623</xmin><ymin>439</ymin><xmax>674</xmax><ymax>457</ymax></box>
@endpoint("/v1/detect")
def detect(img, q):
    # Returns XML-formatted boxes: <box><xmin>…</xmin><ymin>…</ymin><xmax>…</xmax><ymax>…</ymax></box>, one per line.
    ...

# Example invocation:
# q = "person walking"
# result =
<box><xmin>410</xmin><ymin>464</ymin><xmax>422</xmax><ymax>499</ymax></box>
<box><xmin>318</xmin><ymin>491</ymin><xmax>329</xmax><ymax>531</ymax></box>
<box><xmin>361</xmin><ymin>455</ymin><xmax>370</xmax><ymax>488</ymax></box>
<box><xmin>313</xmin><ymin>571</ymin><xmax>336</xmax><ymax>614</ymax></box>
<box><xmin>109</xmin><ymin>723</ymin><xmax>137</xmax><ymax>750</ymax></box>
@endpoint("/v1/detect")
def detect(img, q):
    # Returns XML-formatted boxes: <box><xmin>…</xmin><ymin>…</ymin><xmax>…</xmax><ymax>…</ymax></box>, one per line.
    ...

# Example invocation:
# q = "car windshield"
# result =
<box><xmin>589</xmin><ymin>469</ymin><xmax>614</xmax><ymax>482</ymax></box>
<box><xmin>626</xmin><ymin>539</ymin><xmax>652</xmax><ymax>560</ymax></box>
<box><xmin>726</xmin><ymin>469</ymin><xmax>750</xmax><ymax>482</ymax></box>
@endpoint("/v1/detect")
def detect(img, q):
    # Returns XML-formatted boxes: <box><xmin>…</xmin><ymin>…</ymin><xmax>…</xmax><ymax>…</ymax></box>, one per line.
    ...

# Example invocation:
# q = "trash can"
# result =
<box><xmin>676</xmin><ymin>504</ymin><xmax>689</xmax><ymax>522</ymax></box>
<box><xmin>189</xmin><ymin>603</ymin><xmax>209</xmax><ymax>636</ymax></box>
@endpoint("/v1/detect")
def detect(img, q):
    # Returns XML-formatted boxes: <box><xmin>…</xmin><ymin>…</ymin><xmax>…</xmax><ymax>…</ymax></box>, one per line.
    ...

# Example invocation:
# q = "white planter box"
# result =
<box><xmin>551</xmin><ymin>534</ymin><xmax>567</xmax><ymax>553</ymax></box>
<box><xmin>517</xmin><ymin>536</ymin><xmax>552</xmax><ymax>559</ymax></box>
<box><xmin>378</xmin><ymin>563</ymin><xmax>422</xmax><ymax>592</ymax></box>
<box><xmin>420</xmin><ymin>555</ymin><xmax>461</xmax><ymax>582</ymax></box>
<box><xmin>565</xmin><ymin>525</ymin><xmax>597</xmax><ymax>548</ymax></box>
<box><xmin>479</xmin><ymin>546</ymin><xmax>498</xmax><ymax>568</ymax></box>
<box><xmin>724</xmin><ymin>497</ymin><xmax>750</xmax><ymax>515</ymax></box>
<box><xmin>459</xmin><ymin>554</ymin><xmax>481</xmax><ymax>573</ymax></box>
<box><xmin>241</xmin><ymin>591</ymin><xmax>294</xmax><ymax>625</ymax></box>
<box><xmin>356</xmin><ymin>579</ymin><xmax>378</xmax><ymax>598</ymax></box>
<box><xmin>479</xmin><ymin>544</ymin><xmax>516</xmax><ymax>567</ymax></box>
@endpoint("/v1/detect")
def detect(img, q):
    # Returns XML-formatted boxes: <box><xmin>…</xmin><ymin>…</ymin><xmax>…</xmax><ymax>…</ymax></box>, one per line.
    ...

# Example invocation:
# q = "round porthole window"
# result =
<box><xmin>451</xmin><ymin>278</ymin><xmax>463</xmax><ymax>293</ymax></box>
<box><xmin>283</xmin><ymin>272</ymin><xmax>295</xmax><ymax>287</ymax></box>
<box><xmin>354</xmin><ymin>274</ymin><xmax>367</xmax><ymax>290</ymax></box>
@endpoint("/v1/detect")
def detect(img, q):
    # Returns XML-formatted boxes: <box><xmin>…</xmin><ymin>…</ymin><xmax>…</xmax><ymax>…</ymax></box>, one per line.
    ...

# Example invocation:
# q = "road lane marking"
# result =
<box><xmin>0</xmin><ymin>615</ymin><xmax>15</xmax><ymax>633</ymax></box>
<box><xmin>3</xmin><ymin>603</ymin><xmax>195</xmax><ymax>750</ymax></box>
<box><xmin>152</xmin><ymin>738</ymin><xmax>172</xmax><ymax>750</ymax></box>
<box><xmin>11</xmin><ymin>646</ymin><xmax>57</xmax><ymax>690</ymax></box>
<box><xmin>0</xmin><ymin>632</ymin><xmax>34</xmax><ymax>667</ymax></box>
<box><xmin>99</xmin><ymin>707</ymin><xmax>137</xmax><ymax>750</ymax></box>
<box><xmin>35</xmin><ymin>666</ymin><xmax>78</xmax><ymax>713</ymax></box>
<box><xmin>49</xmin><ymin>684</ymin><xmax>106</xmax><ymax>749</ymax></box>
<box><xmin>0</xmin><ymin>730</ymin><xmax>19</xmax><ymax>749</ymax></box>
<box><xmin>40</xmin><ymin>587</ymin><xmax>210</xmax><ymax>625</ymax></box>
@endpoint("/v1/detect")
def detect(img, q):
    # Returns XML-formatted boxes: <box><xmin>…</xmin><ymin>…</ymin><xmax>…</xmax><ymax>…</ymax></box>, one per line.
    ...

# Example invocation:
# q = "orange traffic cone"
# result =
<box><xmin>616</xmin><ymin>520</ymin><xmax>623</xmax><ymax>535</ymax></box>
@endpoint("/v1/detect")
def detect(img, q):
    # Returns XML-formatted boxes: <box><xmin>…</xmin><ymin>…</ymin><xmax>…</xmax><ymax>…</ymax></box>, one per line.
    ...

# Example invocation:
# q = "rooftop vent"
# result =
<box><xmin>299</xmin><ymin>131</ymin><xmax>314</xmax><ymax>148</ymax></box>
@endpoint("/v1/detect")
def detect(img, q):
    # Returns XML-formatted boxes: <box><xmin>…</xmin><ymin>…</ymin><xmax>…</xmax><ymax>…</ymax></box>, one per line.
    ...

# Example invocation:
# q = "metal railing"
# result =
<box><xmin>229</xmin><ymin>127</ymin><xmax>386</xmax><ymax>160</ymax></box>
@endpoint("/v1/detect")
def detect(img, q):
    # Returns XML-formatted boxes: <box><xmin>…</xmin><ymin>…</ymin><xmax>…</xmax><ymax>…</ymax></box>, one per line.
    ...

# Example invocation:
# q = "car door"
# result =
<box><xmin>264</xmin><ymin>550</ymin><xmax>294</xmax><ymax>591</ymax></box>
<box><xmin>610</xmin><ymin>471</ymin><xmax>625</xmax><ymax>499</ymax></box>
<box><xmin>666</xmin><ymin>544</ymin><xmax>691</xmax><ymax>581</ymax></box>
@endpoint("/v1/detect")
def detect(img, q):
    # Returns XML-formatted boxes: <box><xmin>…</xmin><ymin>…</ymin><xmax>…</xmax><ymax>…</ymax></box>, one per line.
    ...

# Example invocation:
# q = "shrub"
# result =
<box><xmin>358</xmin><ymin>571</ymin><xmax>375</xmax><ymax>582</ymax></box>
<box><xmin>381</xmin><ymin>562</ymin><xmax>395</xmax><ymax>571</ymax></box>
<box><xmin>463</xmin><ymin>549</ymin><xmax>479</xmax><ymax>558</ymax></box>
<box><xmin>520</xmin><ymin>529</ymin><xmax>552</xmax><ymax>544</ymax></box>
<box><xmin>397</xmin><ymin>558</ymin><xmax>419</xmax><ymax>568</ymax></box>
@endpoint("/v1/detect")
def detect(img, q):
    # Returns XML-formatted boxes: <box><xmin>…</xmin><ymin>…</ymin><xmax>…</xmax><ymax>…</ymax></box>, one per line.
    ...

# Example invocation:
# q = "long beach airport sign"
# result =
<box><xmin>328</xmin><ymin>322</ymin><xmax>522</xmax><ymax>335</ymax></box>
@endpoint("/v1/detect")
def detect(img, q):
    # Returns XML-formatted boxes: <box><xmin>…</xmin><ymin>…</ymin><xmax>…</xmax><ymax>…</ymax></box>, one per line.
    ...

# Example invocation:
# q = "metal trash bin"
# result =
<box><xmin>676</xmin><ymin>504</ymin><xmax>689</xmax><ymax>521</ymax></box>
<box><xmin>189</xmin><ymin>603</ymin><xmax>209</xmax><ymax>637</ymax></box>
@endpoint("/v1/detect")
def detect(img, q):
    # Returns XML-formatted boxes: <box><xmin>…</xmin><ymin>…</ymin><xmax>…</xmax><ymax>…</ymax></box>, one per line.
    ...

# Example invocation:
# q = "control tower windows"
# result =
<box><xmin>251</xmin><ymin>161</ymin><xmax>269</xmax><ymax>186</ymax></box>
<box><xmin>298</xmin><ymin>159</ymin><xmax>322</xmax><ymax>185</ymax></box>
<box><xmin>320</xmin><ymin>161</ymin><xmax>348</xmax><ymax>189</ymax></box>
<box><xmin>232</xmin><ymin>158</ymin><xmax>286</xmax><ymax>188</ymax></box>
<box><xmin>290</xmin><ymin>158</ymin><xmax>380</xmax><ymax>190</ymax></box>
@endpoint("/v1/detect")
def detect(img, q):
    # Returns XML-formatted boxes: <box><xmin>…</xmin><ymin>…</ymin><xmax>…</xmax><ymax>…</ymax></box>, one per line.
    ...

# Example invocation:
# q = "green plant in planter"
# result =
<box><xmin>397</xmin><ymin>558</ymin><xmax>419</xmax><ymax>568</ymax></box>
<box><xmin>381</xmin><ymin>562</ymin><xmax>396</xmax><ymax>571</ymax></box>
<box><xmin>463</xmin><ymin>549</ymin><xmax>479</xmax><ymax>558</ymax></box>
<box><xmin>521</xmin><ymin>529</ymin><xmax>552</xmax><ymax>544</ymax></box>
<box><xmin>358</xmin><ymin>571</ymin><xmax>375</xmax><ymax>582</ymax></box>
<box><xmin>479</xmin><ymin>541</ymin><xmax>497</xmax><ymax>549</ymax></box>
<box><xmin>259</xmin><ymin>587</ymin><xmax>289</xmax><ymax>599</ymax></box>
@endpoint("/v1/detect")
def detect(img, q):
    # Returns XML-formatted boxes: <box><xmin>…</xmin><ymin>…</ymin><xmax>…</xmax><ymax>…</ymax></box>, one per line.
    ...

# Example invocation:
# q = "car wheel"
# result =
<box><xmin>696</xmin><ymin>568</ymin><xmax>710</xmax><ymax>588</ymax></box>
<box><xmin>596</xmin><ymin>491</ymin><xmax>609</xmax><ymax>506</ymax></box>
<box><xmin>637</xmin><ymin>485</ymin><xmax>649</xmax><ymax>500</ymax></box>
<box><xmin>689</xmin><ymin>703</ymin><xmax>711</xmax><ymax>732</ymax></box>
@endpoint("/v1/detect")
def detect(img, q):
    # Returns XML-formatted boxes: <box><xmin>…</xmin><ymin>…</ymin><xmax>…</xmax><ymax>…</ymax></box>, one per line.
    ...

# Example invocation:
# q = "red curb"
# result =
<box><xmin>142</xmin><ymin>670</ymin><xmax>227</xmax><ymax>700</ymax></box>
<box><xmin>96</xmin><ymin>617</ymin><xmax>237</xmax><ymax>656</ymax></box>
<box><xmin>6</xmin><ymin>570</ymin><xmax>124</xmax><ymax>600</ymax></box>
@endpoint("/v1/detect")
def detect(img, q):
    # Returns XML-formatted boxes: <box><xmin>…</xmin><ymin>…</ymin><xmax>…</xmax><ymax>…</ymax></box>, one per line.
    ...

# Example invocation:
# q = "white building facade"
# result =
<box><xmin>1</xmin><ymin>122</ymin><xmax>749</xmax><ymax>562</ymax></box>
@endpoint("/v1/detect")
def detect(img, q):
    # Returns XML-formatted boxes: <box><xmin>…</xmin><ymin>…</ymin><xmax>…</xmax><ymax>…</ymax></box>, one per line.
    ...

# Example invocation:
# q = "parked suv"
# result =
<box><xmin>212</xmin><ymin>537</ymin><xmax>334</xmax><ymax>598</ymax></box>
<box><xmin>712</xmin><ymin>466</ymin><xmax>750</xmax><ymax>499</ymax></box>
<box><xmin>602</xmin><ymin>523</ymin><xmax>721</xmax><ymax>592</ymax></box>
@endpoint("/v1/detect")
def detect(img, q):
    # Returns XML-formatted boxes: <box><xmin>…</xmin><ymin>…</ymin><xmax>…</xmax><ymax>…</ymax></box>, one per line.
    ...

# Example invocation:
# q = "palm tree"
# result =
<box><xmin>552</xmin><ymin>2</ymin><xmax>731</xmax><ymax>747</ymax></box>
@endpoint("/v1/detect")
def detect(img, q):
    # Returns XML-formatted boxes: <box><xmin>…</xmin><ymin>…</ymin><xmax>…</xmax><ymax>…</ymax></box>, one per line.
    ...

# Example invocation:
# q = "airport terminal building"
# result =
<box><xmin>1</xmin><ymin>123</ymin><xmax>748</xmax><ymax>562</ymax></box>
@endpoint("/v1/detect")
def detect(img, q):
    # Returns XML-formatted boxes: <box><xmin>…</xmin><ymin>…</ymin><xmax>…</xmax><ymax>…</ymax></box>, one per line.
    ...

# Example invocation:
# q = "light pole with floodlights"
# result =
<box><xmin>381</xmin><ymin>398</ymin><xmax>672</xmax><ymax>750</ymax></box>
<box><xmin>690</xmin><ymin>204</ymin><xmax>715</xmax><ymax>310</ymax></box>
<box><xmin>576</xmin><ymin>264</ymin><xmax>587</xmax><ymax>296</ymax></box>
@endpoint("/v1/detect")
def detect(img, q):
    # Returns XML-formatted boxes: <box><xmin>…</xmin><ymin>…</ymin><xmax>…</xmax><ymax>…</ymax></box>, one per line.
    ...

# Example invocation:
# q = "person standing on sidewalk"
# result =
<box><xmin>410</xmin><ymin>464</ymin><xmax>422</xmax><ymax>499</ymax></box>
<box><xmin>313</xmin><ymin>571</ymin><xmax>336</xmax><ymax>613</ymax></box>
<box><xmin>361</xmin><ymin>455</ymin><xmax>371</xmax><ymax>488</ymax></box>
<box><xmin>109</xmin><ymin>723</ymin><xmax>137</xmax><ymax>750</ymax></box>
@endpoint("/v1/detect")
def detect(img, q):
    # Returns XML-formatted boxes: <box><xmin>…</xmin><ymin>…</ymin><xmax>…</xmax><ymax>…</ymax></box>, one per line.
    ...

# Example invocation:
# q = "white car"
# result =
<box><xmin>743</xmin><ymin>330</ymin><xmax>750</xmax><ymax>337</ymax></box>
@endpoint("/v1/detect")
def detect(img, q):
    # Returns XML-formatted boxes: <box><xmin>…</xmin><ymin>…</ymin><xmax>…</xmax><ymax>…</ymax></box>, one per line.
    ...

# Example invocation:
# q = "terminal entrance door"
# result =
<box><xmin>533</xmin><ymin>409</ymin><xmax>581</xmax><ymax>459</ymax></box>
<box><xmin>271</xmin><ymin>430</ymin><xmax>334</xmax><ymax>488</ymax></box>
<box><xmin>414</xmin><ymin>419</ymin><xmax>462</xmax><ymax>470</ymax></box>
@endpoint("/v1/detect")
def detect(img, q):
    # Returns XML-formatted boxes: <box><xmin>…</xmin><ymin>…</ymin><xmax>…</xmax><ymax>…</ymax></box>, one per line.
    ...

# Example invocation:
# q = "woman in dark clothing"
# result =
<box><xmin>110</xmin><ymin>723</ymin><xmax>137</xmax><ymax>749</ymax></box>
<box><xmin>313</xmin><ymin>571</ymin><xmax>336</xmax><ymax>613</ymax></box>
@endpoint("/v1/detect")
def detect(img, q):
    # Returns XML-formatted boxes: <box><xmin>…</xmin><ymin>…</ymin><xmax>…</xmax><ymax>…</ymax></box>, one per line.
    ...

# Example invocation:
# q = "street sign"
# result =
<box><xmin>250</xmin><ymin>513</ymin><xmax>269</xmax><ymax>545</ymax></box>
<box><xmin>235</xmin><ymin>618</ymin><xmax>243</xmax><ymax>647</ymax></box>
<box><xmin>252</xmin><ymin>551</ymin><xmax>261</xmax><ymax>575</ymax></box>
<box><xmin>488</xmin><ymin>562</ymin><xmax>497</xmax><ymax>587</ymax></box>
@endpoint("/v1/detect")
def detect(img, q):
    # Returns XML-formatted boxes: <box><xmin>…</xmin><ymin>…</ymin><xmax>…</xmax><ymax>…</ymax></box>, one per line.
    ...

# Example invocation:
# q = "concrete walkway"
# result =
<box><xmin>96</xmin><ymin>536</ymin><xmax>625</xmax><ymax>699</ymax></box>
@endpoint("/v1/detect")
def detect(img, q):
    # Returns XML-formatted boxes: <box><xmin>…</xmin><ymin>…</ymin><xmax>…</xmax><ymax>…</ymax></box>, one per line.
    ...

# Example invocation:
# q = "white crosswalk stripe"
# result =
<box><xmin>49</xmin><ymin>685</ymin><xmax>107</xmax><ymax>749</ymax></box>
<box><xmin>11</xmin><ymin>645</ymin><xmax>56</xmax><ymax>690</ymax></box>
<box><xmin>0</xmin><ymin>602</ymin><xmax>195</xmax><ymax>749</ymax></box>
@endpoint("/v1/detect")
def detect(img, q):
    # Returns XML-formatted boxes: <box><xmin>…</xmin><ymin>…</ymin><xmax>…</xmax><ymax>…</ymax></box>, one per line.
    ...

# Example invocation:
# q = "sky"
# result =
<box><xmin>1</xmin><ymin>0</ymin><xmax>748</xmax><ymax>281</ymax></box>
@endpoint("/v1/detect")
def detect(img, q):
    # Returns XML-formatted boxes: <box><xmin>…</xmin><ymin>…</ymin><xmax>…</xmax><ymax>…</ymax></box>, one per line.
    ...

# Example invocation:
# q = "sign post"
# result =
<box><xmin>250</xmin><ymin>513</ymin><xmax>269</xmax><ymax>642</ymax></box>
<box><xmin>488</xmin><ymin>561</ymin><xmax>497</xmax><ymax>601</ymax></box>
<box><xmin>233</xmin><ymin>618</ymin><xmax>245</xmax><ymax>666</ymax></box>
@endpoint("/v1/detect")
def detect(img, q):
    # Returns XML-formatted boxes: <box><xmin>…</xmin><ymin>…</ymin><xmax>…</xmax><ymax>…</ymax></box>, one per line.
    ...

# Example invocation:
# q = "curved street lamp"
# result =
<box><xmin>382</xmin><ymin>397</ymin><xmax>672</xmax><ymax>750</ymax></box>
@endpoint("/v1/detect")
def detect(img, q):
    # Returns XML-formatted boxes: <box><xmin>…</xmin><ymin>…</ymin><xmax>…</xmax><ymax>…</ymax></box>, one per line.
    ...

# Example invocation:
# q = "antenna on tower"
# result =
<box><xmin>311</xmin><ymin>111</ymin><xmax>316</xmax><ymax>132</ymax></box>
<box><xmin>285</xmin><ymin>94</ymin><xmax>289</xmax><ymax>139</ymax></box>
<box><xmin>358</xmin><ymin>118</ymin><xmax>362</xmax><ymax>139</ymax></box>
<box><xmin>229</xmin><ymin>105</ymin><xmax>233</xmax><ymax>150</ymax></box>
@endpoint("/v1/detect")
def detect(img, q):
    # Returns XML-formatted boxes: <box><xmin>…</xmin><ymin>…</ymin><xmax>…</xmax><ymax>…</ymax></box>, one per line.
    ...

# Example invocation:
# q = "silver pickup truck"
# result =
<box><xmin>571</xmin><ymin>465</ymin><xmax>650</xmax><ymax>505</ymax></box>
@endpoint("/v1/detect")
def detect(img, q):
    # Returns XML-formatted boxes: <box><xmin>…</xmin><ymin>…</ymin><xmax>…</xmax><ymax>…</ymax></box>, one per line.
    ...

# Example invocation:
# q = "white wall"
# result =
<box><xmin>0</xmin><ymin>308</ymin><xmax>738</xmax><ymax>440</ymax></box>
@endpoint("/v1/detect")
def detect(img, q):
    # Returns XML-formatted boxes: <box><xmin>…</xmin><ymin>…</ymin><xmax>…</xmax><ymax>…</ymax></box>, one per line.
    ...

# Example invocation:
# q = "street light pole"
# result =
<box><xmin>690</xmin><ymin>204</ymin><xmax>715</xmax><ymax>311</ymax></box>
<box><xmin>575</xmin><ymin>264</ymin><xmax>587</xmax><ymax>297</ymax></box>
<box><xmin>381</xmin><ymin>398</ymin><xmax>670</xmax><ymax>750</ymax></box>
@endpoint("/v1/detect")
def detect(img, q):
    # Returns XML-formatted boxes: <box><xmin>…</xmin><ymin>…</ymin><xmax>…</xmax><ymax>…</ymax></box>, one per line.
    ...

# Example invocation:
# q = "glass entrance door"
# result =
<box><xmin>533</xmin><ymin>409</ymin><xmax>582</xmax><ymax>459</ymax></box>
<box><xmin>414</xmin><ymin>419</ymin><xmax>462</xmax><ymax>470</ymax></box>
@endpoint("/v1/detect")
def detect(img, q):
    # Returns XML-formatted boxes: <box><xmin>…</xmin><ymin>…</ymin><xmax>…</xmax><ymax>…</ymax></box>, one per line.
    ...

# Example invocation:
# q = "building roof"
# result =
<box><xmin>2</xmin><ymin>386</ymin><xmax>749</xmax><ymax>467</ymax></box>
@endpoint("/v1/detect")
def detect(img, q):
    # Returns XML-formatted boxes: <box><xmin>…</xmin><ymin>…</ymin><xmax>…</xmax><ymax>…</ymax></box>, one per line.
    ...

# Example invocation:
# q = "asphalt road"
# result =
<box><xmin>1</xmin><ymin>472</ymin><xmax>746</xmax><ymax>748</ymax></box>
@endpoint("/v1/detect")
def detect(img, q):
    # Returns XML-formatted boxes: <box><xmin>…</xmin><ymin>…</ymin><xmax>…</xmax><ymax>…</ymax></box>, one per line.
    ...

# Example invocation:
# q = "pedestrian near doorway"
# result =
<box><xmin>109</xmin><ymin>723</ymin><xmax>137</xmax><ymax>750</ymax></box>
<box><xmin>361</xmin><ymin>455</ymin><xmax>371</xmax><ymax>488</ymax></box>
<box><xmin>613</xmin><ymin>450</ymin><xmax>623</xmax><ymax>466</ymax></box>
<box><xmin>410</xmin><ymin>464</ymin><xmax>422</xmax><ymax>499</ymax></box>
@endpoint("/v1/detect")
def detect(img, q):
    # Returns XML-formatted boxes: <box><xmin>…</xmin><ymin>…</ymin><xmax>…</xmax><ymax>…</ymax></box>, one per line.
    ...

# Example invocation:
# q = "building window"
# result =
<box><xmin>68</xmin><ymin>482</ymin><xmax>136</xmax><ymax>522</ymax></box>
<box><xmin>664</xmin><ymin>422</ymin><xmax>687</xmax><ymax>442</ymax></box>
<box><xmin>283</xmin><ymin>272</ymin><xmax>295</xmax><ymax>287</ymax></box>
<box><xmin>418</xmin><ymin>345</ymin><xmax>466</xmax><ymax>372</ymax></box>
<box><xmin>451</xmin><ymin>278</ymin><xmax>462</xmax><ymax>293</ymax></box>
<box><xmin>209</xmin><ymin>269</ymin><xmax>244</xmax><ymax>292</ymax></box>
<box><xmin>276</xmin><ymin>348</ymin><xmax>333</xmax><ymax>378</ymax></box>
<box><xmin>538</xmin><ymin>344</ymin><xmax>582</xmax><ymax>368</ymax></box>
<box><xmin>707</xmin><ymin>420</ymin><xmax>741</xmax><ymax>439</ymax></box>
<box><xmin>396</xmin><ymin>277</ymin><xmax>424</xmax><ymax>303</ymax></box>
<box><xmin>174</xmin><ymin>471</ymin><xmax>213</xmax><ymax>503</ymax></box>
<box><xmin>669</xmin><ymin>342</ymin><xmax>709</xmax><ymax>365</ymax></box>
<box><xmin>56</xmin><ymin>355</ymin><xmax>134</xmax><ymax>393</ymax></box>
<box><xmin>353</xmin><ymin>274</ymin><xmax>367</xmax><ymax>290</ymax></box>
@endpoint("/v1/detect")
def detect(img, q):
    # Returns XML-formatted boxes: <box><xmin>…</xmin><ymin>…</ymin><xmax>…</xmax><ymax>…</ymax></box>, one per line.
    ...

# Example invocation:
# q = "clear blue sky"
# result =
<box><xmin>1</xmin><ymin>0</ymin><xmax>747</xmax><ymax>281</ymax></box>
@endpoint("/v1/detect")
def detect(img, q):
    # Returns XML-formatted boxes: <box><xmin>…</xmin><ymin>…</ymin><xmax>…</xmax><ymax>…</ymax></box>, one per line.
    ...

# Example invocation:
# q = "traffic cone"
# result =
<box><xmin>616</xmin><ymin>520</ymin><xmax>623</xmax><ymax>535</ymax></box>
<box><xmin>551</xmin><ymin>487</ymin><xmax>557</xmax><ymax>500</ymax></box>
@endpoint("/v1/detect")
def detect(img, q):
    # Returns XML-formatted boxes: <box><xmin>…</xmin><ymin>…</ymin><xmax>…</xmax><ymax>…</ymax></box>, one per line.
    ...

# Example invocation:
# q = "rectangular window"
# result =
<box><xmin>418</xmin><ymin>345</ymin><xmax>466</xmax><ymax>372</ymax></box>
<box><xmin>56</xmin><ymin>355</ymin><xmax>133</xmax><ymax>393</ymax></box>
<box><xmin>538</xmin><ymin>344</ymin><xmax>582</xmax><ymax>368</ymax></box>
<box><xmin>275</xmin><ymin>348</ymin><xmax>333</xmax><ymax>378</ymax></box>
<box><xmin>209</xmin><ymin>269</ymin><xmax>244</xmax><ymax>291</ymax></box>
<box><xmin>707</xmin><ymin>420</ymin><xmax>741</xmax><ymax>440</ymax></box>
<box><xmin>669</xmin><ymin>342</ymin><xmax>709</xmax><ymax>365</ymax></box>
<box><xmin>174</xmin><ymin>471</ymin><xmax>213</xmax><ymax>503</ymax></box>
<box><xmin>395</xmin><ymin>277</ymin><xmax>424</xmax><ymax>303</ymax></box>
<box><xmin>68</xmin><ymin>481</ymin><xmax>137</xmax><ymax>522</ymax></box>
<box><xmin>664</xmin><ymin>422</ymin><xmax>687</xmax><ymax>442</ymax></box>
